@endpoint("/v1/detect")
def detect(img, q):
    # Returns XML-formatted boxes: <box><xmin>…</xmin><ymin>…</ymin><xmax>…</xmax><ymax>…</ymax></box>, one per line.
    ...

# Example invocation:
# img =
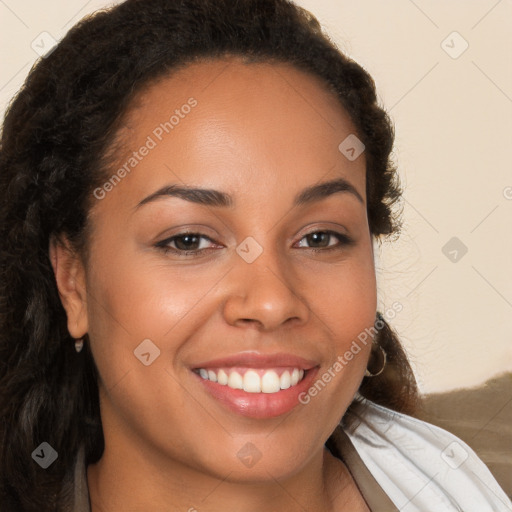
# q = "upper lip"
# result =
<box><xmin>191</xmin><ymin>351</ymin><xmax>319</xmax><ymax>370</ymax></box>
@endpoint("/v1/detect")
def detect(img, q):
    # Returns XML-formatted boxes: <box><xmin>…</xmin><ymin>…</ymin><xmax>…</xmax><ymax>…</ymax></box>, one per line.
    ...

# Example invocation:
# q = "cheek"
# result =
<box><xmin>297</xmin><ymin>241</ymin><xmax>377</xmax><ymax>403</ymax></box>
<box><xmin>303</xmin><ymin>239</ymin><xmax>377</xmax><ymax>344</ymax></box>
<box><xmin>85</xmin><ymin>233</ymin><xmax>207</xmax><ymax>331</ymax></box>
<box><xmin>83</xmin><ymin>241</ymin><xmax>227</xmax><ymax>389</ymax></box>
<box><xmin>328</xmin><ymin>264</ymin><xmax>377</xmax><ymax>354</ymax></box>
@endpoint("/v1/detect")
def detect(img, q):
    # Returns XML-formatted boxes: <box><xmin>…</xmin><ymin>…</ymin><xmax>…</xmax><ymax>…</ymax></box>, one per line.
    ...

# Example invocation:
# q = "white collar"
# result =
<box><xmin>343</xmin><ymin>398</ymin><xmax>512</xmax><ymax>511</ymax></box>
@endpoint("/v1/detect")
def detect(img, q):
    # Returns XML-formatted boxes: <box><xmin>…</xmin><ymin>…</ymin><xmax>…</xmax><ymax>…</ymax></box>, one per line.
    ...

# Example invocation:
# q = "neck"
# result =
<box><xmin>87</xmin><ymin>439</ymin><xmax>359</xmax><ymax>511</ymax></box>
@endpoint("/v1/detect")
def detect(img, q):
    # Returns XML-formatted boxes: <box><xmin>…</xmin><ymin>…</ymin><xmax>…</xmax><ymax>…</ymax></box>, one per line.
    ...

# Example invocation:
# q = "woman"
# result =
<box><xmin>0</xmin><ymin>0</ymin><xmax>510</xmax><ymax>510</ymax></box>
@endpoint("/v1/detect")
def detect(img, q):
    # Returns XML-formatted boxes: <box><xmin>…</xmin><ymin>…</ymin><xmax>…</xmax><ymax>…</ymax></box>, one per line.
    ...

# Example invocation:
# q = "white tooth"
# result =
<box><xmin>217</xmin><ymin>369</ymin><xmax>228</xmax><ymax>385</ymax></box>
<box><xmin>228</xmin><ymin>371</ymin><xmax>243</xmax><ymax>390</ymax></box>
<box><xmin>291</xmin><ymin>369</ymin><xmax>300</xmax><ymax>386</ymax></box>
<box><xmin>280</xmin><ymin>370</ymin><xmax>291</xmax><ymax>389</ymax></box>
<box><xmin>199</xmin><ymin>369</ymin><xmax>208</xmax><ymax>380</ymax></box>
<box><xmin>243</xmin><ymin>370</ymin><xmax>261</xmax><ymax>393</ymax></box>
<box><xmin>261</xmin><ymin>370</ymin><xmax>281</xmax><ymax>393</ymax></box>
<box><xmin>207</xmin><ymin>370</ymin><xmax>217</xmax><ymax>382</ymax></box>
<box><xmin>299</xmin><ymin>369</ymin><xmax>305</xmax><ymax>381</ymax></box>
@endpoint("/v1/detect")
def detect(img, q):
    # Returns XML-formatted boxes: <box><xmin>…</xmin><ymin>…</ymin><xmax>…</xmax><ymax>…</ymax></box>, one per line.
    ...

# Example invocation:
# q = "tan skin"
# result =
<box><xmin>50</xmin><ymin>57</ymin><xmax>375</xmax><ymax>511</ymax></box>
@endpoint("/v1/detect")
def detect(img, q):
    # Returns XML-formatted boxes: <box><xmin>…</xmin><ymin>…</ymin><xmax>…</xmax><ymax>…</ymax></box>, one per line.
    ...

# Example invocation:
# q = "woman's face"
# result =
<box><xmin>62</xmin><ymin>58</ymin><xmax>376</xmax><ymax>480</ymax></box>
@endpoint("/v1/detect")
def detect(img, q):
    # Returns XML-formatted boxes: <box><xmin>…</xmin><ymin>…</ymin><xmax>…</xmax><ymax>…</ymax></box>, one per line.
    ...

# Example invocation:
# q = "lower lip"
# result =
<box><xmin>193</xmin><ymin>367</ymin><xmax>320</xmax><ymax>419</ymax></box>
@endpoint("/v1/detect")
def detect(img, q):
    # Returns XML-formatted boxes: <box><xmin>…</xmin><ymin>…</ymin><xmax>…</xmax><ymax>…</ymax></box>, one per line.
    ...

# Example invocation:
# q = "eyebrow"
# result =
<box><xmin>135</xmin><ymin>177</ymin><xmax>364</xmax><ymax>210</ymax></box>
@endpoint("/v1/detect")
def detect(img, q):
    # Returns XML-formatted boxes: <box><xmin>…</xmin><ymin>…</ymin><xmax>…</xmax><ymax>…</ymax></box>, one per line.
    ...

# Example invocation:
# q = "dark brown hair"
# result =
<box><xmin>0</xmin><ymin>0</ymin><xmax>417</xmax><ymax>509</ymax></box>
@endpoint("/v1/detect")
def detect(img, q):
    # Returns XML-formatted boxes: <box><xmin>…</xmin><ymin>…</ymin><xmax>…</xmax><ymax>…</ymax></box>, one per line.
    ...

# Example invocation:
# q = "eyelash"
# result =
<box><xmin>155</xmin><ymin>229</ymin><xmax>354</xmax><ymax>257</ymax></box>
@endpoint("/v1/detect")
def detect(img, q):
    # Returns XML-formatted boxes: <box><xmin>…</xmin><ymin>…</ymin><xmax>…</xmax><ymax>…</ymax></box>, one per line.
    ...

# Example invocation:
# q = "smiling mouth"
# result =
<box><xmin>193</xmin><ymin>367</ymin><xmax>307</xmax><ymax>394</ymax></box>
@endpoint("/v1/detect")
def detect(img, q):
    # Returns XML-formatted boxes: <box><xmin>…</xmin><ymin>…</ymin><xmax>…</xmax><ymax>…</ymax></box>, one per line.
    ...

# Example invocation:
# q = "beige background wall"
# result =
<box><xmin>1</xmin><ymin>0</ymin><xmax>511</xmax><ymax>394</ymax></box>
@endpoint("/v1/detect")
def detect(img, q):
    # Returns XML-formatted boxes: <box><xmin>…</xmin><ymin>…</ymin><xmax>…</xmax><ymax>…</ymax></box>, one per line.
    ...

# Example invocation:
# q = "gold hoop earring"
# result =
<box><xmin>365</xmin><ymin>344</ymin><xmax>386</xmax><ymax>377</ymax></box>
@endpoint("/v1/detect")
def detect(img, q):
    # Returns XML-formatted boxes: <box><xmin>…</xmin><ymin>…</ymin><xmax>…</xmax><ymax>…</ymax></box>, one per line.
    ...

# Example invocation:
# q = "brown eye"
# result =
<box><xmin>155</xmin><ymin>232</ymin><xmax>218</xmax><ymax>256</ymax></box>
<box><xmin>173</xmin><ymin>234</ymin><xmax>202</xmax><ymax>251</ymax></box>
<box><xmin>296</xmin><ymin>230</ymin><xmax>353</xmax><ymax>251</ymax></box>
<box><xmin>304</xmin><ymin>232</ymin><xmax>331</xmax><ymax>248</ymax></box>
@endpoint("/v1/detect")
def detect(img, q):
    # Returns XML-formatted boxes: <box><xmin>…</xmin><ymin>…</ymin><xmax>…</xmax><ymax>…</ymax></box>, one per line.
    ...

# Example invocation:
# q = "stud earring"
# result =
<box><xmin>74</xmin><ymin>337</ymin><xmax>84</xmax><ymax>353</ymax></box>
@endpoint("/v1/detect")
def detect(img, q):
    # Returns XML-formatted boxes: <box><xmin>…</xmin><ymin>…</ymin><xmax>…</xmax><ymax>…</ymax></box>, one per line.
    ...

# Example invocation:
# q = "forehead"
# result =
<box><xmin>96</xmin><ymin>57</ymin><xmax>366</xmax><ymax>213</ymax></box>
<box><xmin>133</xmin><ymin>56</ymin><xmax>355</xmax><ymax>120</ymax></box>
<box><xmin>125</xmin><ymin>56</ymin><xmax>359</xmax><ymax>145</ymax></box>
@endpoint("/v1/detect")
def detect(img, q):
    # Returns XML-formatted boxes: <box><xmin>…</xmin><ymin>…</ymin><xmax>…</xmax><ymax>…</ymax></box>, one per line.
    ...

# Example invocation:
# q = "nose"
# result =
<box><xmin>222</xmin><ymin>244</ymin><xmax>310</xmax><ymax>332</ymax></box>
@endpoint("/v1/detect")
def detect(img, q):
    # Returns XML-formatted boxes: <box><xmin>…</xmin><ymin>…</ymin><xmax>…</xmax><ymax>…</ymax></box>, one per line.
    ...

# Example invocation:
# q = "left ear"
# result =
<box><xmin>48</xmin><ymin>234</ymin><xmax>89</xmax><ymax>339</ymax></box>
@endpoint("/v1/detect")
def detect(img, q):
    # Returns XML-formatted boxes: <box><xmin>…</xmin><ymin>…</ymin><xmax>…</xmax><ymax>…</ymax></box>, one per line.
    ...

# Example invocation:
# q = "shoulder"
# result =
<box><xmin>343</xmin><ymin>397</ymin><xmax>512</xmax><ymax>512</ymax></box>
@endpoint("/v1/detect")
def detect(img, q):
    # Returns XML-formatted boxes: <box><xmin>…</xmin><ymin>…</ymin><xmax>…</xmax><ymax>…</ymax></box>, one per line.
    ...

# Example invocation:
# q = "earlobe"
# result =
<box><xmin>49</xmin><ymin>234</ymin><xmax>89</xmax><ymax>339</ymax></box>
